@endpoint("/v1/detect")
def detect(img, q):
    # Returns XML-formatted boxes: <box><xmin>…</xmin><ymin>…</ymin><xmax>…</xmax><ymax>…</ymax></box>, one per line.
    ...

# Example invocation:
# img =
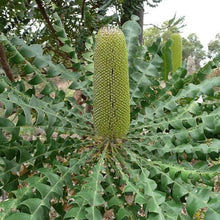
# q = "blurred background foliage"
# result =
<box><xmin>0</xmin><ymin>0</ymin><xmax>161</xmax><ymax>55</ymax></box>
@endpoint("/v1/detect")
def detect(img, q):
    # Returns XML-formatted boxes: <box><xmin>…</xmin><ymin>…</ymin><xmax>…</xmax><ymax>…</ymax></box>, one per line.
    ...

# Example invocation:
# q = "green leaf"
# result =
<box><xmin>19</xmin><ymin>198</ymin><xmax>49</xmax><ymax>213</ymax></box>
<box><xmin>60</xmin><ymin>44</ymin><xmax>74</xmax><ymax>53</ymax></box>
<box><xmin>0</xmin><ymin>117</ymin><xmax>15</xmax><ymax>129</ymax></box>
<box><xmin>122</xmin><ymin>17</ymin><xmax>141</xmax><ymax>65</ymax></box>
<box><xmin>28</xmin><ymin>74</ymin><xmax>44</xmax><ymax>85</ymax></box>
<box><xmin>65</xmin><ymin>207</ymin><xmax>87</xmax><ymax>219</ymax></box>
<box><xmin>161</xmin><ymin>201</ymin><xmax>183</xmax><ymax>220</ymax></box>
<box><xmin>162</xmin><ymin>39</ymin><xmax>173</xmax><ymax>81</ymax></box>
<box><xmin>40</xmin><ymin>82</ymin><xmax>54</xmax><ymax>95</ymax></box>
<box><xmin>77</xmin><ymin>189</ymin><xmax>105</xmax><ymax>206</ymax></box>
<box><xmin>9</xmin><ymin>53</ymin><xmax>24</xmax><ymax>64</ymax></box>
<box><xmin>19</xmin><ymin>44</ymin><xmax>43</xmax><ymax>58</ymax></box>
<box><xmin>147</xmin><ymin>191</ymin><xmax>166</xmax><ymax>213</ymax></box>
<box><xmin>83</xmin><ymin>63</ymin><xmax>94</xmax><ymax>73</ymax></box>
<box><xmin>205</xmin><ymin>197</ymin><xmax>220</xmax><ymax>220</ymax></box>
<box><xmin>10</xmin><ymin>36</ymin><xmax>25</xmax><ymax>46</ymax></box>
<box><xmin>24</xmin><ymin>63</ymin><xmax>35</xmax><ymax>74</ymax></box>
<box><xmin>0</xmin><ymin>78</ymin><xmax>9</xmax><ymax>93</ymax></box>
<box><xmin>5</xmin><ymin>213</ymin><xmax>32</xmax><ymax>220</ymax></box>
<box><xmin>116</xmin><ymin>207</ymin><xmax>133</xmax><ymax>220</ymax></box>
<box><xmin>8</xmin><ymin>93</ymin><xmax>32</xmax><ymax>125</ymax></box>
<box><xmin>4</xmin><ymin>100</ymin><xmax>14</xmax><ymax>117</ymax></box>
<box><xmin>82</xmin><ymin>52</ymin><xmax>93</xmax><ymax>62</ymax></box>
<box><xmin>85</xmin><ymin>207</ymin><xmax>102</xmax><ymax>220</ymax></box>
<box><xmin>33</xmin><ymin>55</ymin><xmax>51</xmax><ymax>69</ymax></box>
<box><xmin>186</xmin><ymin>188</ymin><xmax>210</xmax><ymax>217</ymax></box>
<box><xmin>172</xmin><ymin>181</ymin><xmax>188</xmax><ymax>201</ymax></box>
<box><xmin>108</xmin><ymin>196</ymin><xmax>123</xmax><ymax>208</ymax></box>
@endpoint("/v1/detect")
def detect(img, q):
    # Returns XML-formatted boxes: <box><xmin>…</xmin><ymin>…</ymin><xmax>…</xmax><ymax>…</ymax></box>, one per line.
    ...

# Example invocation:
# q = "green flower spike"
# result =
<box><xmin>93</xmin><ymin>26</ymin><xmax>130</xmax><ymax>140</ymax></box>
<box><xmin>171</xmin><ymin>33</ymin><xmax>182</xmax><ymax>73</ymax></box>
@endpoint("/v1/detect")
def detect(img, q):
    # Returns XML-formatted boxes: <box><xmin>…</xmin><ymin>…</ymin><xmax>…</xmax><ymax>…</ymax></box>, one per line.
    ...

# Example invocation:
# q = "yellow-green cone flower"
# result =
<box><xmin>170</xmin><ymin>33</ymin><xmax>182</xmax><ymax>73</ymax></box>
<box><xmin>93</xmin><ymin>26</ymin><xmax>130</xmax><ymax>139</ymax></box>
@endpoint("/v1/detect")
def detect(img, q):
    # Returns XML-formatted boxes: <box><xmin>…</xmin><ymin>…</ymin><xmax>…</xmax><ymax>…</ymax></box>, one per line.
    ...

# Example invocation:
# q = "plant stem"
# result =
<box><xmin>0</xmin><ymin>43</ymin><xmax>14</xmax><ymax>82</ymax></box>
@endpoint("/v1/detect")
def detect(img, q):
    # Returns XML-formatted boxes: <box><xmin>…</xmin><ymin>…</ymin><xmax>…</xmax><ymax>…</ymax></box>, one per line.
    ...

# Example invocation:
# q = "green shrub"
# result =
<box><xmin>0</xmin><ymin>16</ymin><xmax>220</xmax><ymax>220</ymax></box>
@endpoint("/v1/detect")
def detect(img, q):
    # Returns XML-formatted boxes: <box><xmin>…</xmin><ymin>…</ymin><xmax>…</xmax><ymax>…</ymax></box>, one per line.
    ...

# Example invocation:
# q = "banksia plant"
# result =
<box><xmin>170</xmin><ymin>33</ymin><xmax>182</xmax><ymax>72</ymax></box>
<box><xmin>1</xmin><ymin>13</ymin><xmax>220</xmax><ymax>220</ymax></box>
<box><xmin>93</xmin><ymin>26</ymin><xmax>130</xmax><ymax>140</ymax></box>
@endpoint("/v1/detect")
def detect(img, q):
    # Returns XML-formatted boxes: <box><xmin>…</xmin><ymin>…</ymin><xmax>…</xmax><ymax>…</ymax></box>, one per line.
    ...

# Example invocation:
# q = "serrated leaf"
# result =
<box><xmin>40</xmin><ymin>82</ymin><xmax>54</xmax><ymax>95</ymax></box>
<box><xmin>10</xmin><ymin>36</ymin><xmax>25</xmax><ymax>46</ymax></box>
<box><xmin>116</xmin><ymin>207</ymin><xmax>133</xmax><ymax>220</ymax></box>
<box><xmin>146</xmin><ymin>191</ymin><xmax>166</xmax><ymax>213</ymax></box>
<box><xmin>0</xmin><ymin>117</ymin><xmax>15</xmax><ymax>129</ymax></box>
<box><xmin>83</xmin><ymin>63</ymin><xmax>94</xmax><ymax>73</ymax></box>
<box><xmin>5</xmin><ymin>213</ymin><xmax>32</xmax><ymax>220</ymax></box>
<box><xmin>19</xmin><ymin>44</ymin><xmax>43</xmax><ymax>58</ymax></box>
<box><xmin>40</xmin><ymin>170</ymin><xmax>63</xmax><ymax>197</ymax></box>
<box><xmin>65</xmin><ymin>207</ymin><xmax>87</xmax><ymax>219</ymax></box>
<box><xmin>85</xmin><ymin>207</ymin><xmax>102</xmax><ymax>220</ymax></box>
<box><xmin>28</xmin><ymin>74</ymin><xmax>44</xmax><ymax>85</ymax></box>
<box><xmin>82</xmin><ymin>52</ymin><xmax>93</xmax><ymax>62</ymax></box>
<box><xmin>108</xmin><ymin>196</ymin><xmax>123</xmax><ymax>208</ymax></box>
<box><xmin>19</xmin><ymin>198</ymin><xmax>49</xmax><ymax>213</ymax></box>
<box><xmin>60</xmin><ymin>44</ymin><xmax>74</xmax><ymax>53</ymax></box>
<box><xmin>161</xmin><ymin>201</ymin><xmax>183</xmax><ymax>220</ymax></box>
<box><xmin>186</xmin><ymin>188</ymin><xmax>210</xmax><ymax>217</ymax></box>
<box><xmin>24</xmin><ymin>63</ymin><xmax>35</xmax><ymax>74</ymax></box>
<box><xmin>172</xmin><ymin>182</ymin><xmax>188</xmax><ymax>202</ymax></box>
<box><xmin>9</xmin><ymin>53</ymin><xmax>24</xmax><ymax>64</ymax></box>
<box><xmin>33</xmin><ymin>55</ymin><xmax>51</xmax><ymax>69</ymax></box>
<box><xmin>4</xmin><ymin>100</ymin><xmax>14</xmax><ymax>117</ymax></box>
<box><xmin>8</xmin><ymin>93</ymin><xmax>32</xmax><ymax>125</ymax></box>
<box><xmin>77</xmin><ymin>189</ymin><xmax>105</xmax><ymax>206</ymax></box>
<box><xmin>0</xmin><ymin>78</ymin><xmax>9</xmax><ymax>93</ymax></box>
<box><xmin>205</xmin><ymin>197</ymin><xmax>220</xmax><ymax>220</ymax></box>
<box><xmin>122</xmin><ymin>18</ymin><xmax>140</xmax><ymax>65</ymax></box>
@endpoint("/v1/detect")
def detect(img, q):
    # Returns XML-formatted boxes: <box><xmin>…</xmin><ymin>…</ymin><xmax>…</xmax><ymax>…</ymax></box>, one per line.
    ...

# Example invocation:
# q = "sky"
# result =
<box><xmin>144</xmin><ymin>0</ymin><xmax>220</xmax><ymax>50</ymax></box>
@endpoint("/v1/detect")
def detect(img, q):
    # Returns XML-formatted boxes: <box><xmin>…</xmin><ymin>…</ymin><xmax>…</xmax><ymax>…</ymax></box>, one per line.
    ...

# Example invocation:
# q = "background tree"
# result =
<box><xmin>0</xmin><ymin>0</ymin><xmax>119</xmax><ymax>55</ymax></box>
<box><xmin>143</xmin><ymin>26</ymin><xmax>161</xmax><ymax>47</ymax></box>
<box><xmin>144</xmin><ymin>15</ymin><xmax>206</xmax><ymax>70</ymax></box>
<box><xmin>143</xmin><ymin>15</ymin><xmax>185</xmax><ymax>46</ymax></box>
<box><xmin>182</xmin><ymin>33</ymin><xmax>206</xmax><ymax>71</ymax></box>
<box><xmin>208</xmin><ymin>33</ymin><xmax>220</xmax><ymax>59</ymax></box>
<box><xmin>120</xmin><ymin>0</ymin><xmax>162</xmax><ymax>43</ymax></box>
<box><xmin>0</xmin><ymin>0</ymin><xmax>162</xmax><ymax>58</ymax></box>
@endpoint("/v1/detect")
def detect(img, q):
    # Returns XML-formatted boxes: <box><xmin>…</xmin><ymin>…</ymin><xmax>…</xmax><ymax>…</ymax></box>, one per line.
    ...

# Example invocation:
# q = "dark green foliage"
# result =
<box><xmin>0</xmin><ymin>15</ymin><xmax>220</xmax><ymax>220</ymax></box>
<box><xmin>0</xmin><ymin>0</ymin><xmax>119</xmax><ymax>57</ymax></box>
<box><xmin>121</xmin><ymin>0</ymin><xmax>162</xmax><ymax>23</ymax></box>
